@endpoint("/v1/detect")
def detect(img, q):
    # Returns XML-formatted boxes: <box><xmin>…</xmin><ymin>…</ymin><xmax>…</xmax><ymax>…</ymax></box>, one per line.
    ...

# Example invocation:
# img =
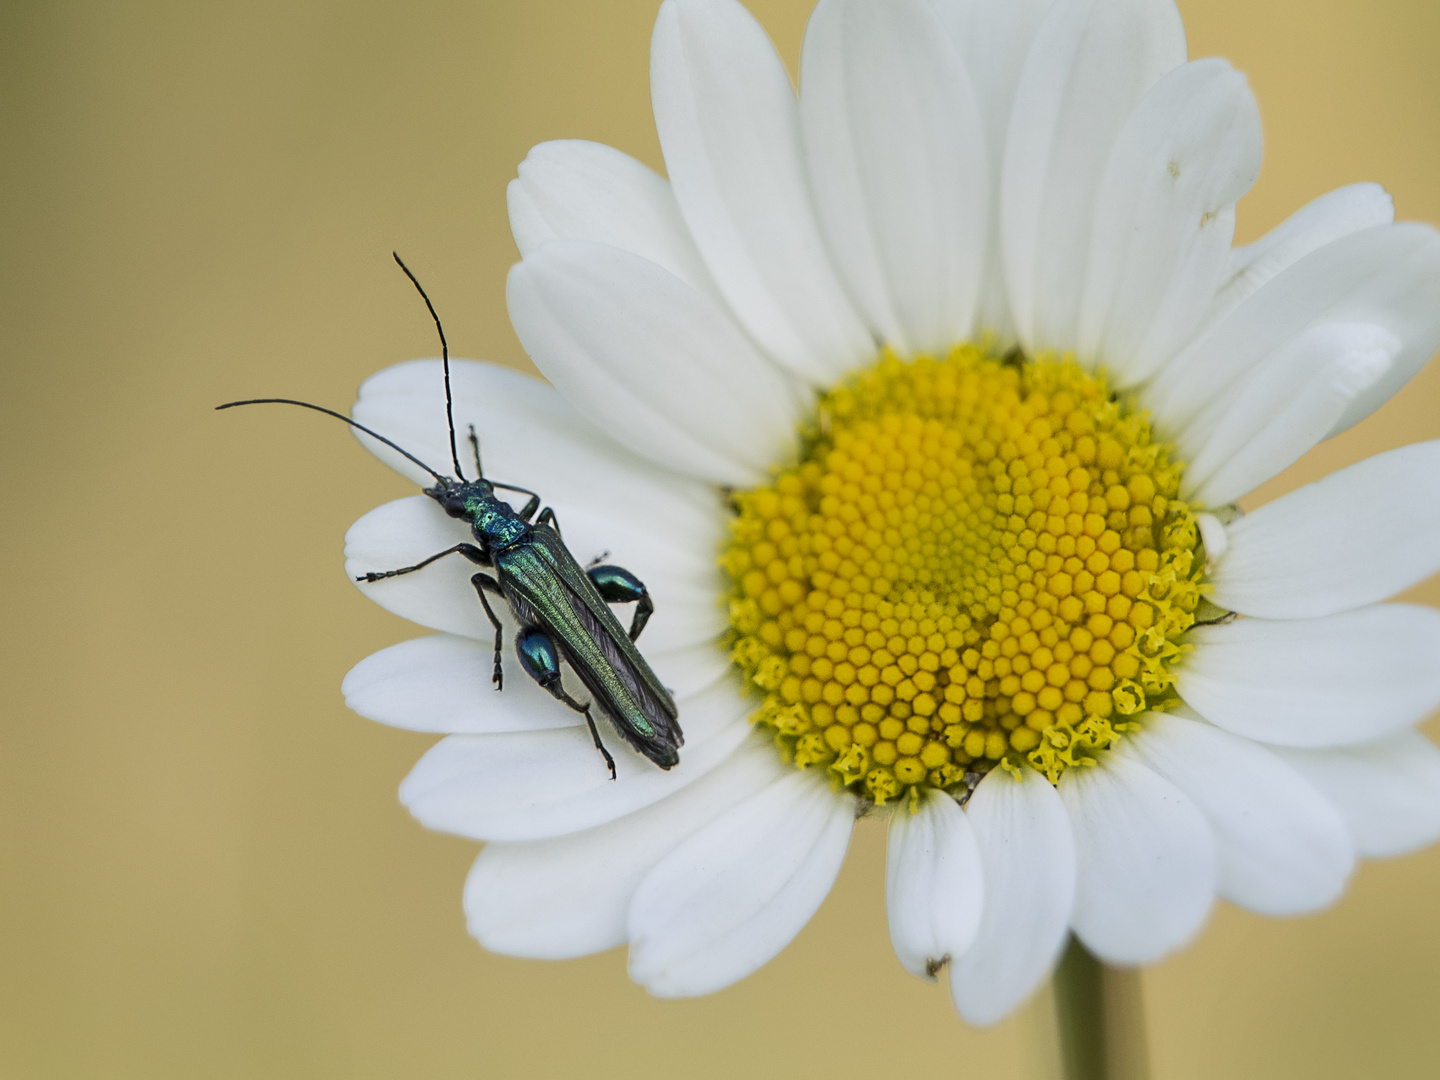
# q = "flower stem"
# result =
<box><xmin>1052</xmin><ymin>937</ymin><xmax>1150</xmax><ymax>1080</ymax></box>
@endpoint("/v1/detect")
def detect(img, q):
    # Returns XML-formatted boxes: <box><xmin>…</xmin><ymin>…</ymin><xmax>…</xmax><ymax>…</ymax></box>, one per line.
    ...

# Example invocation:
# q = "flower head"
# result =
<box><xmin>339</xmin><ymin>0</ymin><xmax>1440</xmax><ymax>1026</ymax></box>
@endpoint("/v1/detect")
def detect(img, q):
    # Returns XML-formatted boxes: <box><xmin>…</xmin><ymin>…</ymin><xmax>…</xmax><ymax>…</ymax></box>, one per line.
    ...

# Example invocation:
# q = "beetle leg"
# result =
<box><xmin>576</xmin><ymin>705</ymin><xmax>617</xmax><ymax>781</ymax></box>
<box><xmin>534</xmin><ymin>505</ymin><xmax>563</xmax><ymax>538</ymax></box>
<box><xmin>587</xmin><ymin>564</ymin><xmax>654</xmax><ymax>641</ymax></box>
<box><xmin>494</xmin><ymin>488</ymin><xmax>558</xmax><ymax>533</ymax></box>
<box><xmin>490</xmin><ymin>481</ymin><xmax>543</xmax><ymax>522</ymax></box>
<box><xmin>514</xmin><ymin>627</ymin><xmax>616</xmax><ymax>780</ymax></box>
<box><xmin>585</xmin><ymin>550</ymin><xmax>610</xmax><ymax>570</ymax></box>
<box><xmin>357</xmin><ymin>542</ymin><xmax>487</xmax><ymax>583</ymax></box>
<box><xmin>470</xmin><ymin>572</ymin><xmax>506</xmax><ymax>689</ymax></box>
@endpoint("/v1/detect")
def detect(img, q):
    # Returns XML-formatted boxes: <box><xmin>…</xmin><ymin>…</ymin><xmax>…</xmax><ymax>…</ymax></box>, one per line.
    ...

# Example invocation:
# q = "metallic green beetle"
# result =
<box><xmin>220</xmin><ymin>256</ymin><xmax>682</xmax><ymax>779</ymax></box>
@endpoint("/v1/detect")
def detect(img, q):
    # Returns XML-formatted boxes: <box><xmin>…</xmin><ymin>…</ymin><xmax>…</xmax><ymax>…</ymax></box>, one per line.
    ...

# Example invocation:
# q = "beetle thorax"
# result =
<box><xmin>426</xmin><ymin>480</ymin><xmax>529</xmax><ymax>550</ymax></box>
<box><xmin>471</xmin><ymin>500</ymin><xmax>528</xmax><ymax>549</ymax></box>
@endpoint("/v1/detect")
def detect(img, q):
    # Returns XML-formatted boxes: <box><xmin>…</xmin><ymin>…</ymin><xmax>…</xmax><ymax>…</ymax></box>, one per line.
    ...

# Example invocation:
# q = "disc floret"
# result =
<box><xmin>722</xmin><ymin>345</ymin><xmax>1205</xmax><ymax>806</ymax></box>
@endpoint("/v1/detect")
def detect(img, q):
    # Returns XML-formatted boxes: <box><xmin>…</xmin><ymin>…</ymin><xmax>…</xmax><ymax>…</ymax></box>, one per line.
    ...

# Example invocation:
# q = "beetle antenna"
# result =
<box><xmin>392</xmin><ymin>252</ymin><xmax>465</xmax><ymax>482</ymax></box>
<box><xmin>216</xmin><ymin>398</ymin><xmax>450</xmax><ymax>484</ymax></box>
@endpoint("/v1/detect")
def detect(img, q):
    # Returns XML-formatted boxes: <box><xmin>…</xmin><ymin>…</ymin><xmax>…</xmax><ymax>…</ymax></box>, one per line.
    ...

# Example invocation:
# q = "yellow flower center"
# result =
<box><xmin>721</xmin><ymin>345</ymin><xmax>1205</xmax><ymax>806</ymax></box>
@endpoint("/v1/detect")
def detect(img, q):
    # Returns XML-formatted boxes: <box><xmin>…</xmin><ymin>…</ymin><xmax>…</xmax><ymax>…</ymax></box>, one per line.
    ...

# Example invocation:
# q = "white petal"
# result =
<box><xmin>464</xmin><ymin>737</ymin><xmax>782</xmax><ymax>959</ymax></box>
<box><xmin>1272</xmin><ymin>731</ymin><xmax>1440</xmax><ymax>858</ymax></box>
<box><xmin>927</xmin><ymin>0</ymin><xmax>1058</xmax><ymax>337</ymax></box>
<box><xmin>650</xmin><ymin>0</ymin><xmax>872</xmax><ymax>382</ymax></box>
<box><xmin>345</xmin><ymin>495</ymin><xmax>491</xmax><ymax>638</ymax></box>
<box><xmin>628</xmin><ymin>768</ymin><xmax>854</xmax><ymax>996</ymax></box>
<box><xmin>345</xmin><ymin>495</ymin><xmax>724</xmax><ymax>653</ymax></box>
<box><xmin>1194</xmin><ymin>511</ymin><xmax>1227</xmax><ymax>564</ymax></box>
<box><xmin>342</xmin><ymin>633</ymin><xmax>728</xmax><ymax>735</ymax></box>
<box><xmin>1001</xmin><ymin>0</ymin><xmax>1187</xmax><ymax>353</ymax></box>
<box><xmin>1060</xmin><ymin>755</ymin><xmax>1215</xmax><ymax>964</ymax></box>
<box><xmin>1178</xmin><ymin>604</ymin><xmax>1440</xmax><ymax>747</ymax></box>
<box><xmin>1121</xmin><ymin>712</ymin><xmax>1353</xmax><ymax>916</ymax></box>
<box><xmin>1178</xmin><ymin>322</ymin><xmax>1397</xmax><ymax>507</ymax></box>
<box><xmin>507</xmin><ymin>182</ymin><xmax>550</xmax><ymax>257</ymax></box>
<box><xmin>507</xmin><ymin>140</ymin><xmax>717</xmax><ymax>298</ymax></box>
<box><xmin>1076</xmin><ymin>58</ymin><xmax>1261</xmax><ymax>383</ymax></box>
<box><xmin>801</xmin><ymin>0</ymin><xmax>988</xmax><ymax>354</ymax></box>
<box><xmin>398</xmin><ymin>675</ymin><xmax>752</xmax><ymax>842</ymax></box>
<box><xmin>929</xmin><ymin>0</ymin><xmax>1057</xmax><ymax>150</ymax></box>
<box><xmin>644</xmin><ymin>638</ymin><xmax>735</xmax><ymax>702</ymax></box>
<box><xmin>886</xmin><ymin>793</ymin><xmax>984</xmax><ymax>979</ymax></box>
<box><xmin>344</xmin><ymin>634</ymin><xmax>581</xmax><ymax>734</ymax></box>
<box><xmin>1147</xmin><ymin>223</ymin><xmax>1440</xmax><ymax>439</ymax></box>
<box><xmin>507</xmin><ymin>241</ymin><xmax>802</xmax><ymax>487</ymax></box>
<box><xmin>1202</xmin><ymin>183</ymin><xmax>1394</xmax><ymax>334</ymax></box>
<box><xmin>1211</xmin><ymin>440</ymin><xmax>1440</xmax><ymax>619</ymax></box>
<box><xmin>352</xmin><ymin>358</ymin><xmax>720</xmax><ymax>540</ymax></box>
<box><xmin>949</xmin><ymin>766</ymin><xmax>1075</xmax><ymax>1027</ymax></box>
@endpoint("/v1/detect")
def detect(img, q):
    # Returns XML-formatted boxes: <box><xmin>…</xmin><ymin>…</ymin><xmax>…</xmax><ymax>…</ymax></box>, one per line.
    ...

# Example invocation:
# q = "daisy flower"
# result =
<box><xmin>336</xmin><ymin>0</ymin><xmax>1440</xmax><ymax>1025</ymax></box>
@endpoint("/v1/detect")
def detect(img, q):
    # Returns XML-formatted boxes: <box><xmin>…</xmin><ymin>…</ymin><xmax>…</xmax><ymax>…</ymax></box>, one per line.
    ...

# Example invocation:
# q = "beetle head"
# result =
<box><xmin>424</xmin><ymin>477</ymin><xmax>495</xmax><ymax>520</ymax></box>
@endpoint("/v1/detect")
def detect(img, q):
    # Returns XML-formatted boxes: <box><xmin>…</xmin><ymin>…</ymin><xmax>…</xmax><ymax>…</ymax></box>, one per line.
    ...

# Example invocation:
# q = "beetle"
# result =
<box><xmin>218</xmin><ymin>254</ymin><xmax>682</xmax><ymax>779</ymax></box>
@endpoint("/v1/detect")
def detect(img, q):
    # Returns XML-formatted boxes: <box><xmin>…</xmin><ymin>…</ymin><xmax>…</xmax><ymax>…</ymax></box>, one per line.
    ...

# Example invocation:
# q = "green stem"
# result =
<box><xmin>1051</xmin><ymin>937</ymin><xmax>1150</xmax><ymax>1080</ymax></box>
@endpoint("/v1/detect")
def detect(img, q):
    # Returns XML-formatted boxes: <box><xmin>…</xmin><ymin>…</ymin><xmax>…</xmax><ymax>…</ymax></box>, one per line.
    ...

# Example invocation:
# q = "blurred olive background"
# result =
<box><xmin>3</xmin><ymin>0</ymin><xmax>1439</xmax><ymax>1077</ymax></box>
